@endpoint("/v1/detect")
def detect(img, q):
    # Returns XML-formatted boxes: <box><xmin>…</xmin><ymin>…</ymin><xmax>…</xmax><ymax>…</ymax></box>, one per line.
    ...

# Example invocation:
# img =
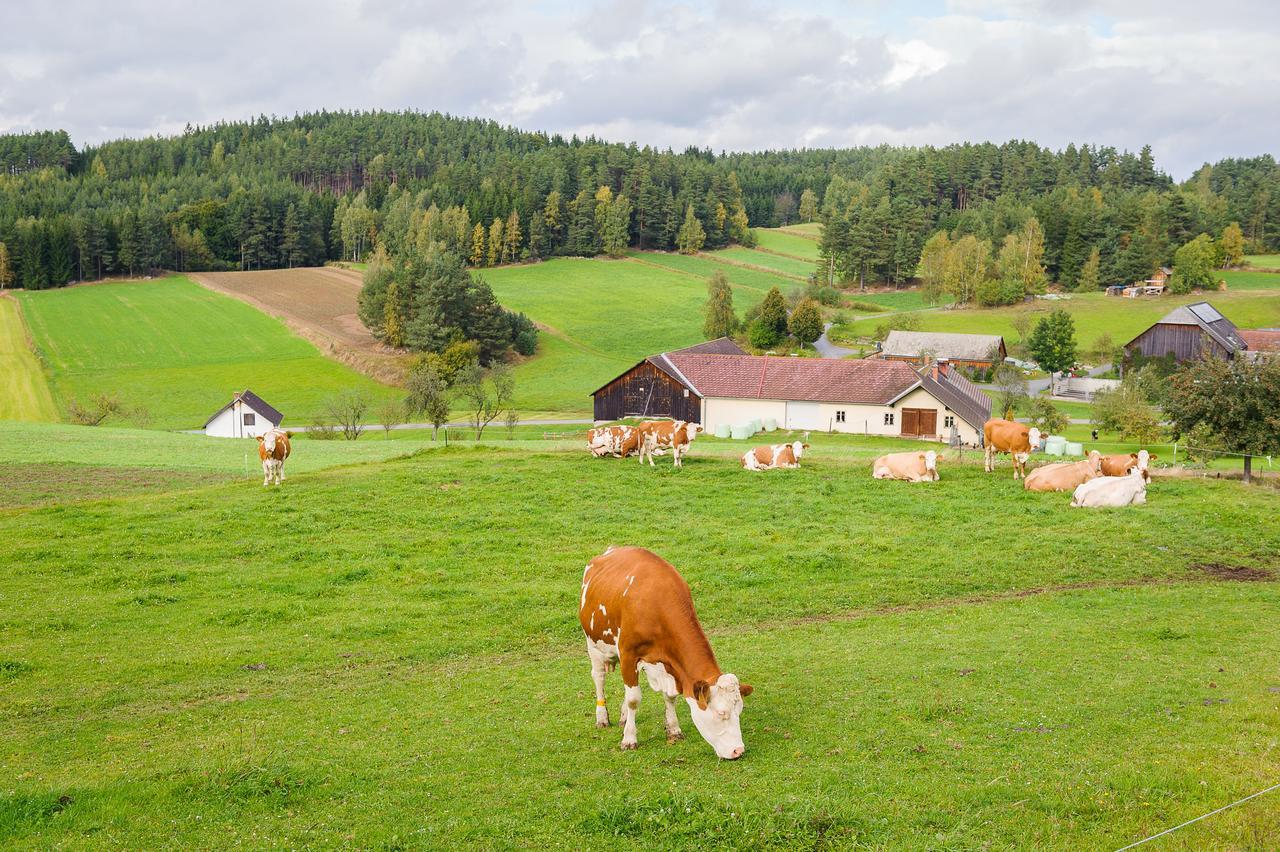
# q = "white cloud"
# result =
<box><xmin>2</xmin><ymin>0</ymin><xmax>1278</xmax><ymax>177</ymax></box>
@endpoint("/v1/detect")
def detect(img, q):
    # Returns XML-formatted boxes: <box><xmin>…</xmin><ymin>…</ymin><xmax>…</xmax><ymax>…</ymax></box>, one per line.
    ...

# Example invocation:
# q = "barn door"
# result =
<box><xmin>919</xmin><ymin>410</ymin><xmax>937</xmax><ymax>437</ymax></box>
<box><xmin>901</xmin><ymin>409</ymin><xmax>920</xmax><ymax>436</ymax></box>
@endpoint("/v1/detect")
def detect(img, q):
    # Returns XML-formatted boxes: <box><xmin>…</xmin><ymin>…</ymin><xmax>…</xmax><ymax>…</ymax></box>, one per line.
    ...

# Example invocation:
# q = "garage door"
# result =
<box><xmin>785</xmin><ymin>401</ymin><xmax>823</xmax><ymax>430</ymax></box>
<box><xmin>901</xmin><ymin>408</ymin><xmax>937</xmax><ymax>437</ymax></box>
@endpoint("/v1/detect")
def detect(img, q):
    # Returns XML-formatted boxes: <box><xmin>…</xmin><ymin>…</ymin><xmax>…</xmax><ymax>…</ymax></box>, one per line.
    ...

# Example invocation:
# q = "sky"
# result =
<box><xmin>3</xmin><ymin>0</ymin><xmax>1277</xmax><ymax>178</ymax></box>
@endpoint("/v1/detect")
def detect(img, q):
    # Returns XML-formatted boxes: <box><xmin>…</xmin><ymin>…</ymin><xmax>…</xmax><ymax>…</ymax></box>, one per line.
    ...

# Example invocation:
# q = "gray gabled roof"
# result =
<box><xmin>1136</xmin><ymin>301</ymin><xmax>1246</xmax><ymax>354</ymax></box>
<box><xmin>882</xmin><ymin>330</ymin><xmax>1005</xmax><ymax>361</ymax></box>
<box><xmin>202</xmin><ymin>389</ymin><xmax>284</xmax><ymax>429</ymax></box>
<box><xmin>917</xmin><ymin>366</ymin><xmax>992</xmax><ymax>431</ymax></box>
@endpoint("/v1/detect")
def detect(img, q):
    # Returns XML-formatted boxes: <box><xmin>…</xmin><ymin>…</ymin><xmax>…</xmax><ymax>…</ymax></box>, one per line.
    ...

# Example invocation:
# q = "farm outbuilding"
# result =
<box><xmin>1123</xmin><ymin>302</ymin><xmax>1247</xmax><ymax>363</ymax></box>
<box><xmin>592</xmin><ymin>343</ymin><xmax>991</xmax><ymax>444</ymax></box>
<box><xmin>202</xmin><ymin>389</ymin><xmax>283</xmax><ymax>438</ymax></box>
<box><xmin>877</xmin><ymin>331</ymin><xmax>1006</xmax><ymax>370</ymax></box>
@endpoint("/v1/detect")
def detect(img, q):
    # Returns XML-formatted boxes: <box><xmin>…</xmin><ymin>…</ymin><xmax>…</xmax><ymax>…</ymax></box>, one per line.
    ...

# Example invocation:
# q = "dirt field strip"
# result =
<box><xmin>0</xmin><ymin>293</ymin><xmax>60</xmax><ymax>422</ymax></box>
<box><xmin>188</xmin><ymin>268</ymin><xmax>411</xmax><ymax>385</ymax></box>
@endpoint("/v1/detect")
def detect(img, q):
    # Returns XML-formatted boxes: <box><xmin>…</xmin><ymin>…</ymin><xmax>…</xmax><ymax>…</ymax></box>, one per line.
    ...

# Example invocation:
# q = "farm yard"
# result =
<box><xmin>2</xmin><ymin>423</ymin><xmax>1279</xmax><ymax>847</ymax></box>
<box><xmin>14</xmin><ymin>277</ymin><xmax>401</xmax><ymax>430</ymax></box>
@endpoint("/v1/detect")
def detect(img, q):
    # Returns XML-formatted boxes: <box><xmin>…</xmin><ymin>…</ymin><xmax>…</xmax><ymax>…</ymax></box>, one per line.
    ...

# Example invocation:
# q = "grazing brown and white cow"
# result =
<box><xmin>256</xmin><ymin>429</ymin><xmax>292</xmax><ymax>486</ymax></box>
<box><xmin>1071</xmin><ymin>467</ymin><xmax>1148</xmax><ymax>508</ymax></box>
<box><xmin>579</xmin><ymin>546</ymin><xmax>753</xmax><ymax>759</ymax></box>
<box><xmin>872</xmin><ymin>450</ymin><xmax>939</xmax><ymax>482</ymax></box>
<box><xmin>983</xmin><ymin>419</ymin><xmax>1042</xmax><ymax>479</ymax></box>
<box><xmin>1099</xmin><ymin>449</ymin><xmax>1156</xmax><ymax>477</ymax></box>
<box><xmin>636</xmin><ymin>420</ymin><xmax>703</xmax><ymax>468</ymax></box>
<box><xmin>587</xmin><ymin>425</ymin><xmax>641</xmax><ymax>458</ymax></box>
<box><xmin>741</xmin><ymin>441</ymin><xmax>808</xmax><ymax>471</ymax></box>
<box><xmin>1023</xmin><ymin>450</ymin><xmax>1102</xmax><ymax>492</ymax></box>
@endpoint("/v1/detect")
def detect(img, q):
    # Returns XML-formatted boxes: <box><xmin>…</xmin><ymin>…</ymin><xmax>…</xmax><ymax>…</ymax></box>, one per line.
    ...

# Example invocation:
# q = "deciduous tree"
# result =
<box><xmin>1027</xmin><ymin>309</ymin><xmax>1077</xmax><ymax>374</ymax></box>
<box><xmin>1164</xmin><ymin>356</ymin><xmax>1280</xmax><ymax>482</ymax></box>
<box><xmin>675</xmin><ymin>205</ymin><xmax>706</xmax><ymax>255</ymax></box>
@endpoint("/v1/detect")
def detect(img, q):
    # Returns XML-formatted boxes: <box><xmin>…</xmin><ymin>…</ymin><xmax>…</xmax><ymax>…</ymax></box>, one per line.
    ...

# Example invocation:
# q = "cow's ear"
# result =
<box><xmin>692</xmin><ymin>680</ymin><xmax>712</xmax><ymax>710</ymax></box>
<box><xmin>1129</xmin><ymin>453</ymin><xmax>1138</xmax><ymax>460</ymax></box>
<box><xmin>739</xmin><ymin>683</ymin><xmax>753</xmax><ymax>698</ymax></box>
<box><xmin>918</xmin><ymin>453</ymin><xmax>925</xmax><ymax>460</ymax></box>
<box><xmin>256</xmin><ymin>436</ymin><xmax>264</xmax><ymax>443</ymax></box>
<box><xmin>1149</xmin><ymin>454</ymin><xmax>1158</xmax><ymax>462</ymax></box>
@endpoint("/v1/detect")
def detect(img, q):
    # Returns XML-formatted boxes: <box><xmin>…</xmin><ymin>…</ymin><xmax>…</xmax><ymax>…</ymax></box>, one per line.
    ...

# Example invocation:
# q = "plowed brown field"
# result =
<box><xmin>189</xmin><ymin>267</ymin><xmax>409</xmax><ymax>383</ymax></box>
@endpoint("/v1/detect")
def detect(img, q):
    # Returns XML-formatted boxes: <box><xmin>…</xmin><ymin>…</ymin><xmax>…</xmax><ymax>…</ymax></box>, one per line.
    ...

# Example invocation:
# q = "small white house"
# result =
<box><xmin>202</xmin><ymin>390</ymin><xmax>284</xmax><ymax>438</ymax></box>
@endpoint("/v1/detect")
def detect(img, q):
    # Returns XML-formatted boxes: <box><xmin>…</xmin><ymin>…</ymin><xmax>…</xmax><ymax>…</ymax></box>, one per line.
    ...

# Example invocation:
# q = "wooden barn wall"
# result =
<box><xmin>592</xmin><ymin>362</ymin><xmax>701</xmax><ymax>422</ymax></box>
<box><xmin>1128</xmin><ymin>324</ymin><xmax>1228</xmax><ymax>362</ymax></box>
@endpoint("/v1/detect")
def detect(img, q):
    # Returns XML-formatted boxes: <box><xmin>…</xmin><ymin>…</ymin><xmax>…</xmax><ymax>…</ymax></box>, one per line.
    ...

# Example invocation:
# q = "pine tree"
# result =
<box><xmin>470</xmin><ymin>222</ymin><xmax>487</xmax><ymax>267</ymax></box>
<box><xmin>566</xmin><ymin>189</ymin><xmax>597</xmax><ymax>256</ymax></box>
<box><xmin>542</xmin><ymin>190</ymin><xmax>564</xmax><ymax>254</ymax></box>
<box><xmin>788</xmin><ymin>299</ymin><xmax>824</xmax><ymax>345</ymax></box>
<box><xmin>282</xmin><ymin>204</ymin><xmax>303</xmax><ymax>268</ymax></box>
<box><xmin>602</xmin><ymin>195</ymin><xmax>632</xmax><ymax>257</ymax></box>
<box><xmin>1075</xmin><ymin>247</ymin><xmax>1101</xmax><ymax>293</ymax></box>
<box><xmin>0</xmin><ymin>241</ymin><xmax>12</xmax><ymax>289</ymax></box>
<box><xmin>384</xmin><ymin>281</ymin><xmax>404</xmax><ymax>347</ymax></box>
<box><xmin>118</xmin><ymin>210</ymin><xmax>140</xmax><ymax>277</ymax></box>
<box><xmin>675</xmin><ymin>205</ymin><xmax>706</xmax><ymax>254</ymax></box>
<box><xmin>752</xmin><ymin>286</ymin><xmax>788</xmax><ymax>346</ymax></box>
<box><xmin>702</xmin><ymin>271</ymin><xmax>737</xmax><ymax>339</ymax></box>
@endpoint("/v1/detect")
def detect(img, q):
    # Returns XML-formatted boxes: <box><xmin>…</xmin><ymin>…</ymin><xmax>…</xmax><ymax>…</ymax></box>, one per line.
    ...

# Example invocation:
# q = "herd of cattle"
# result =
<box><xmin>586</xmin><ymin>417</ymin><xmax>1154</xmax><ymax>507</ymax></box>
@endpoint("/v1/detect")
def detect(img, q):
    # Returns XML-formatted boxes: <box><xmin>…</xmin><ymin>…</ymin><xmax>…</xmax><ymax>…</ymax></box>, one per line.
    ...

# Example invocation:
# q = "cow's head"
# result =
<box><xmin>687</xmin><ymin>674</ymin><xmax>753</xmax><ymax>760</ymax></box>
<box><xmin>685</xmin><ymin>423</ymin><xmax>704</xmax><ymax>441</ymax></box>
<box><xmin>923</xmin><ymin>450</ymin><xmax>938</xmax><ymax>479</ymax></box>
<box><xmin>1086</xmin><ymin>450</ymin><xmax>1102</xmax><ymax>475</ymax></box>
<box><xmin>1027</xmin><ymin>427</ymin><xmax>1043</xmax><ymax>450</ymax></box>
<box><xmin>1137</xmin><ymin>449</ymin><xmax>1155</xmax><ymax>470</ymax></box>
<box><xmin>261</xmin><ymin>430</ymin><xmax>278</xmax><ymax>454</ymax></box>
<box><xmin>791</xmin><ymin>441</ymin><xmax>809</xmax><ymax>459</ymax></box>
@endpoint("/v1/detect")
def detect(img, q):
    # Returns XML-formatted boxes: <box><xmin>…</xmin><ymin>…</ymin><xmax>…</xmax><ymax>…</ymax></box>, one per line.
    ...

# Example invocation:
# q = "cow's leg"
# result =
<box><xmin>586</xmin><ymin>639</ymin><xmax>610</xmax><ymax>728</ymax></box>
<box><xmin>984</xmin><ymin>445</ymin><xmax>993</xmax><ymax>472</ymax></box>
<box><xmin>619</xmin><ymin>654</ymin><xmax>641</xmax><ymax>750</ymax></box>
<box><xmin>673</xmin><ymin>445</ymin><xmax>683</xmax><ymax>468</ymax></box>
<box><xmin>277</xmin><ymin>461</ymin><xmax>286</xmax><ymax>482</ymax></box>
<box><xmin>663</xmin><ymin>693</ymin><xmax>683</xmax><ymax>743</ymax></box>
<box><xmin>262</xmin><ymin>459</ymin><xmax>272</xmax><ymax>486</ymax></box>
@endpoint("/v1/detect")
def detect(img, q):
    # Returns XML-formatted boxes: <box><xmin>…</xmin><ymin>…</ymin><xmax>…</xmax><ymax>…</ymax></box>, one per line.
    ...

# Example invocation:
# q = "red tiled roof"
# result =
<box><xmin>1240</xmin><ymin>329</ymin><xmax>1280</xmax><ymax>352</ymax></box>
<box><xmin>656</xmin><ymin>353</ymin><xmax>921</xmax><ymax>404</ymax></box>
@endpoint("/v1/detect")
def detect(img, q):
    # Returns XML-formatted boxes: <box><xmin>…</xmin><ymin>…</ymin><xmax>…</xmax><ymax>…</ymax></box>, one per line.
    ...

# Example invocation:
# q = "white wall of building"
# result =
<box><xmin>700</xmin><ymin>388</ymin><xmax>983</xmax><ymax>444</ymax></box>
<box><xmin>204</xmin><ymin>400</ymin><xmax>276</xmax><ymax>439</ymax></box>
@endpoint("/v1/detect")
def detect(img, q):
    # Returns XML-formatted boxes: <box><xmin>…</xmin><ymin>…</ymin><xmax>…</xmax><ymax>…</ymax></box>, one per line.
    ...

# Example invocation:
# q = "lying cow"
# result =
<box><xmin>579</xmin><ymin>545</ymin><xmax>752</xmax><ymax>760</ymax></box>
<box><xmin>637</xmin><ymin>420</ymin><xmax>703</xmax><ymax>468</ymax></box>
<box><xmin>1071</xmin><ymin>467</ymin><xmax>1148</xmax><ymax>508</ymax></box>
<box><xmin>1099</xmin><ymin>449</ymin><xmax>1157</xmax><ymax>477</ymax></box>
<box><xmin>872</xmin><ymin>450</ymin><xmax>939</xmax><ymax>482</ymax></box>
<box><xmin>984</xmin><ymin>419</ymin><xmax>1042</xmax><ymax>480</ymax></box>
<box><xmin>256</xmin><ymin>429</ymin><xmax>293</xmax><ymax>486</ymax></box>
<box><xmin>741</xmin><ymin>441</ymin><xmax>808</xmax><ymax>471</ymax></box>
<box><xmin>1023</xmin><ymin>450</ymin><xmax>1102</xmax><ymax>492</ymax></box>
<box><xmin>587</xmin><ymin>425</ymin><xmax>640</xmax><ymax>458</ymax></box>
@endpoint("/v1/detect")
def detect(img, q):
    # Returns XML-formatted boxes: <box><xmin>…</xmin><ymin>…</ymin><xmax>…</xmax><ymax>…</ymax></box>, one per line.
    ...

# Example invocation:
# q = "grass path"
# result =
<box><xmin>0</xmin><ymin>294</ymin><xmax>59</xmax><ymax>422</ymax></box>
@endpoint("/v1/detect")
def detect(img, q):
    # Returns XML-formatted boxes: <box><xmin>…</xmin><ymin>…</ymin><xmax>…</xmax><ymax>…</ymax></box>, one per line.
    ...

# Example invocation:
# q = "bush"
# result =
<box><xmin>845</xmin><ymin>300</ymin><xmax>887</xmax><ymax>313</ymax></box>
<box><xmin>803</xmin><ymin>282</ymin><xmax>842</xmax><ymax>307</ymax></box>
<box><xmin>975</xmin><ymin>277</ymin><xmax>1024</xmax><ymax>307</ymax></box>
<box><xmin>1091</xmin><ymin>383</ymin><xmax>1162</xmax><ymax>442</ymax></box>
<box><xmin>748</xmin><ymin>318</ymin><xmax>783</xmax><ymax>349</ymax></box>
<box><xmin>1022</xmin><ymin>396</ymin><xmax>1069</xmax><ymax>435</ymax></box>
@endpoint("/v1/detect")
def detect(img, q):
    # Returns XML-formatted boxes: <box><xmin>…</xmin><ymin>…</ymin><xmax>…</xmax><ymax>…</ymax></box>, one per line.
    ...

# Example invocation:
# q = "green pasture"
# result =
<box><xmin>1242</xmin><ymin>254</ymin><xmax>1280</xmax><ymax>269</ymax></box>
<box><xmin>13</xmin><ymin>277</ymin><xmax>400</xmax><ymax>430</ymax></box>
<box><xmin>713</xmin><ymin>246</ymin><xmax>816</xmax><ymax>279</ymax></box>
<box><xmin>830</xmin><ymin>290</ymin><xmax>1280</xmax><ymax>352</ymax></box>
<box><xmin>1219</xmin><ymin>268</ymin><xmax>1280</xmax><ymax>290</ymax></box>
<box><xmin>629</xmin><ymin>250</ymin><xmax>801</xmax><ymax>297</ymax></box>
<box><xmin>754</xmin><ymin>228</ymin><xmax>821</xmax><ymax>260</ymax></box>
<box><xmin>2</xmin><ymin>424</ymin><xmax>1280</xmax><ymax>847</ymax></box>
<box><xmin>779</xmin><ymin>221</ymin><xmax>824</xmax><ymax>237</ymax></box>
<box><xmin>0</xmin><ymin>297</ymin><xmax>59</xmax><ymax>422</ymax></box>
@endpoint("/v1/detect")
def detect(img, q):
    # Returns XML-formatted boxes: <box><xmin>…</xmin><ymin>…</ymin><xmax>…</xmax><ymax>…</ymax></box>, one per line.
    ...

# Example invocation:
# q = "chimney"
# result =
<box><xmin>933</xmin><ymin>358</ymin><xmax>949</xmax><ymax>380</ymax></box>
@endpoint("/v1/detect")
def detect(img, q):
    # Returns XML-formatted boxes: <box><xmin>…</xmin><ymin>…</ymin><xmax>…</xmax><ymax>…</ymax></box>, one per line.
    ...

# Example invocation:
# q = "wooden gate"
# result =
<box><xmin>901</xmin><ymin>408</ymin><xmax>937</xmax><ymax>437</ymax></box>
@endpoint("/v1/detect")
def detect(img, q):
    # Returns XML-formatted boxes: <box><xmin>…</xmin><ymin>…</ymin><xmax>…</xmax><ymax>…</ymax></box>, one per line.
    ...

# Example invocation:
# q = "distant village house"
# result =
<box><xmin>203</xmin><ymin>390</ymin><xmax>283</xmax><ymax>438</ymax></box>
<box><xmin>877</xmin><ymin>331</ymin><xmax>1006</xmax><ymax>371</ymax></box>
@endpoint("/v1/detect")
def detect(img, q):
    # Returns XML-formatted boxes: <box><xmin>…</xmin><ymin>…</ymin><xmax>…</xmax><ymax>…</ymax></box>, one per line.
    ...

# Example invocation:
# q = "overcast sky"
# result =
<box><xmin>3</xmin><ymin>1</ymin><xmax>1276</xmax><ymax>178</ymax></box>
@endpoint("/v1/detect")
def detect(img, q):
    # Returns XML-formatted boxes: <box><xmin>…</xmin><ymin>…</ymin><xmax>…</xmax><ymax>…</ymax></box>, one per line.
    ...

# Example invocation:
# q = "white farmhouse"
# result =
<box><xmin>202</xmin><ymin>390</ymin><xmax>284</xmax><ymax>439</ymax></box>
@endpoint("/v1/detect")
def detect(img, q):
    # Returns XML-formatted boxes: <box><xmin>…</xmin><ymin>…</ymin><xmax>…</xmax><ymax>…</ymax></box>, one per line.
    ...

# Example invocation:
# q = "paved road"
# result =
<box><xmin>813</xmin><ymin>322</ymin><xmax>861</xmax><ymax>358</ymax></box>
<box><xmin>979</xmin><ymin>363</ymin><xmax>1113</xmax><ymax>396</ymax></box>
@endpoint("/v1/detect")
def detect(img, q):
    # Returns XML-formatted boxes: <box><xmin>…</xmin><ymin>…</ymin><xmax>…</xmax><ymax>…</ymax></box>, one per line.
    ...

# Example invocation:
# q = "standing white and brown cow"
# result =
<box><xmin>256</xmin><ymin>429</ymin><xmax>292</xmax><ymax>486</ymax></box>
<box><xmin>741</xmin><ymin>441</ymin><xmax>808</xmax><ymax>471</ymax></box>
<box><xmin>587</xmin><ymin>425</ymin><xmax>641</xmax><ymax>458</ymax></box>
<box><xmin>983</xmin><ymin>419</ymin><xmax>1042</xmax><ymax>479</ymax></box>
<box><xmin>636</xmin><ymin>420</ymin><xmax>703</xmax><ymax>468</ymax></box>
<box><xmin>579</xmin><ymin>546</ymin><xmax>753</xmax><ymax>760</ymax></box>
<box><xmin>872</xmin><ymin>450</ymin><xmax>939</xmax><ymax>482</ymax></box>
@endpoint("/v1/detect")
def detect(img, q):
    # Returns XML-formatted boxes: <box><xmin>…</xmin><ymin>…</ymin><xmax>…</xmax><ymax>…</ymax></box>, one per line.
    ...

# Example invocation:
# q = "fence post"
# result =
<box><xmin>1173</xmin><ymin>441</ymin><xmax>1176</xmax><ymax>465</ymax></box>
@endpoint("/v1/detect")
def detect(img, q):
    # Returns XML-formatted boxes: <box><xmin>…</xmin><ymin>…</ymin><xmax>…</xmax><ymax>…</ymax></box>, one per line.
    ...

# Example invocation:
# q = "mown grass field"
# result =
<box><xmin>754</xmin><ymin>227</ymin><xmax>820</xmax><ymax>260</ymax></box>
<box><xmin>2</xmin><ymin>423</ymin><xmax>1279</xmax><ymax>847</ymax></box>
<box><xmin>486</xmin><ymin>257</ymin><xmax>802</xmax><ymax>415</ymax></box>
<box><xmin>0</xmin><ymin>296</ymin><xmax>59</xmax><ymax>422</ymax></box>
<box><xmin>714</xmin><ymin>246</ymin><xmax>815</xmax><ymax>279</ymax></box>
<box><xmin>14</xmin><ymin>277</ymin><xmax>401</xmax><ymax>429</ymax></box>
<box><xmin>831</xmin><ymin>288</ymin><xmax>1280</xmax><ymax>352</ymax></box>
<box><xmin>1243</xmin><ymin>254</ymin><xmax>1280</xmax><ymax>269</ymax></box>
<box><xmin>1219</xmin><ymin>268</ymin><xmax>1280</xmax><ymax>290</ymax></box>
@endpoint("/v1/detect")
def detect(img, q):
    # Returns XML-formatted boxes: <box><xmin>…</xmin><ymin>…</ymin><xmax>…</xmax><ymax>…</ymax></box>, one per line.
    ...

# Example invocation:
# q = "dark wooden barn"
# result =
<box><xmin>1124</xmin><ymin>302</ymin><xmax>1247</xmax><ymax>363</ymax></box>
<box><xmin>591</xmin><ymin>338</ymin><xmax>744</xmax><ymax>422</ymax></box>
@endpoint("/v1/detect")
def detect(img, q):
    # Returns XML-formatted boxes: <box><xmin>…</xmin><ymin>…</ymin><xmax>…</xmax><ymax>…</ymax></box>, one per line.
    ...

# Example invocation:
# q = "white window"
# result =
<box><xmin>835</xmin><ymin>410</ymin><xmax>846</xmax><ymax>423</ymax></box>
<box><xmin>243</xmin><ymin>412</ymin><xmax>256</xmax><ymax>426</ymax></box>
<box><xmin>883</xmin><ymin>412</ymin><xmax>894</xmax><ymax>426</ymax></box>
<box><xmin>944</xmin><ymin>415</ymin><xmax>955</xmax><ymax>428</ymax></box>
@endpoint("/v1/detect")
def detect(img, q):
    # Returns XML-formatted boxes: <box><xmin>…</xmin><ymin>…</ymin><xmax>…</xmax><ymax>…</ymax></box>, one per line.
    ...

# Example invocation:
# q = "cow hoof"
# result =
<box><xmin>596</xmin><ymin>720</ymin><xmax>610</xmax><ymax>729</ymax></box>
<box><xmin>666</xmin><ymin>731</ymin><xmax>684</xmax><ymax>744</ymax></box>
<box><xmin>620</xmin><ymin>741</ymin><xmax>638</xmax><ymax>751</ymax></box>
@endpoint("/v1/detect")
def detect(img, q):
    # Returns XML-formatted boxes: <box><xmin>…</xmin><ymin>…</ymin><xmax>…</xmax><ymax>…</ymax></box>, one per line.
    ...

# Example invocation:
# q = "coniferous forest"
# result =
<box><xmin>2</xmin><ymin>111</ymin><xmax>1279</xmax><ymax>293</ymax></box>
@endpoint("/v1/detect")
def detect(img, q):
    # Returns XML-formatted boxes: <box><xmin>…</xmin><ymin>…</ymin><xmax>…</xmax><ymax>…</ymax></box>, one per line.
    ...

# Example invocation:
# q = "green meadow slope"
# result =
<box><xmin>15</xmin><ymin>277</ymin><xmax>400</xmax><ymax>429</ymax></box>
<box><xmin>0</xmin><ymin>296</ymin><xmax>59</xmax><ymax>422</ymax></box>
<box><xmin>2</xmin><ymin>424</ymin><xmax>1279</xmax><ymax>846</ymax></box>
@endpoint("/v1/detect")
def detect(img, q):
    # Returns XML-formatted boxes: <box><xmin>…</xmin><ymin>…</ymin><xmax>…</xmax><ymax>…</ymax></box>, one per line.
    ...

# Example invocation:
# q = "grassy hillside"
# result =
<box><xmin>484</xmin><ymin>257</ymin><xmax>802</xmax><ymax>416</ymax></box>
<box><xmin>831</xmin><ymin>289</ymin><xmax>1280</xmax><ymax>351</ymax></box>
<box><xmin>15</xmin><ymin>277</ymin><xmax>400</xmax><ymax>429</ymax></box>
<box><xmin>3</xmin><ymin>425</ymin><xmax>1279</xmax><ymax>846</ymax></box>
<box><xmin>713</xmin><ymin>246</ymin><xmax>814</xmax><ymax>279</ymax></box>
<box><xmin>1219</xmin><ymin>268</ymin><xmax>1280</xmax><ymax>290</ymax></box>
<box><xmin>754</xmin><ymin>228</ymin><xmax>821</xmax><ymax>260</ymax></box>
<box><xmin>0</xmin><ymin>296</ymin><xmax>58</xmax><ymax>422</ymax></box>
